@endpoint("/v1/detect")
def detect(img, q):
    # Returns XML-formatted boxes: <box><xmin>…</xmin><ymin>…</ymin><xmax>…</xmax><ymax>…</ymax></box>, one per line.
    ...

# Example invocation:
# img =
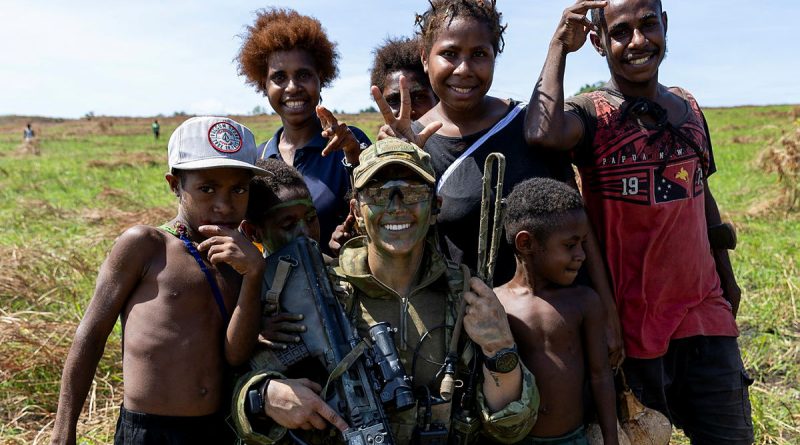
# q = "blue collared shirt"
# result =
<box><xmin>260</xmin><ymin>125</ymin><xmax>371</xmax><ymax>252</ymax></box>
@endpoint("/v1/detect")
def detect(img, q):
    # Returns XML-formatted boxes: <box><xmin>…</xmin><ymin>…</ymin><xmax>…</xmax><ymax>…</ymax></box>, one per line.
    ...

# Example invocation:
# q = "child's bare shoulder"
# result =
<box><xmin>114</xmin><ymin>224</ymin><xmax>169</xmax><ymax>250</ymax></box>
<box><xmin>571</xmin><ymin>284</ymin><xmax>602</xmax><ymax>307</ymax></box>
<box><xmin>106</xmin><ymin>225</ymin><xmax>172</xmax><ymax>267</ymax></box>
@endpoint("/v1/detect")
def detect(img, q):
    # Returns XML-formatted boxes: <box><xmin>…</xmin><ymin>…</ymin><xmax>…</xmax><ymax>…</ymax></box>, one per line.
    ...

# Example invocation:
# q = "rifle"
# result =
<box><xmin>250</xmin><ymin>236</ymin><xmax>413</xmax><ymax>445</ymax></box>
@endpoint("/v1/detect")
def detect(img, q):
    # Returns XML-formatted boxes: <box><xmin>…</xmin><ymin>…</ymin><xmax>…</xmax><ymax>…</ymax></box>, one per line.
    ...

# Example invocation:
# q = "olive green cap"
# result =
<box><xmin>352</xmin><ymin>137</ymin><xmax>436</xmax><ymax>189</ymax></box>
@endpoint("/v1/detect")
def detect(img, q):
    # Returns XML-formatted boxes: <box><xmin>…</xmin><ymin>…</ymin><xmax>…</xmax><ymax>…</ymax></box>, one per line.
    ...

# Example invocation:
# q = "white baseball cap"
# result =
<box><xmin>168</xmin><ymin>116</ymin><xmax>268</xmax><ymax>175</ymax></box>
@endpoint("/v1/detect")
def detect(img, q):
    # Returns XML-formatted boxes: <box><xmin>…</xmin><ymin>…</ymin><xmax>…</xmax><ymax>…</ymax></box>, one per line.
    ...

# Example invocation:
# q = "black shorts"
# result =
<box><xmin>114</xmin><ymin>405</ymin><xmax>235</xmax><ymax>444</ymax></box>
<box><xmin>622</xmin><ymin>336</ymin><xmax>754</xmax><ymax>445</ymax></box>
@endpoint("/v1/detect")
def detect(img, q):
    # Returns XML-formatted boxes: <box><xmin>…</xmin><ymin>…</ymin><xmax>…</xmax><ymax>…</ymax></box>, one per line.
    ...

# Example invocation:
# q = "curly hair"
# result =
<box><xmin>237</xmin><ymin>8</ymin><xmax>339</xmax><ymax>95</ymax></box>
<box><xmin>369</xmin><ymin>36</ymin><xmax>430</xmax><ymax>92</ymax></box>
<box><xmin>504</xmin><ymin>177</ymin><xmax>585</xmax><ymax>247</ymax></box>
<box><xmin>246</xmin><ymin>158</ymin><xmax>312</xmax><ymax>224</ymax></box>
<box><xmin>415</xmin><ymin>0</ymin><xmax>506</xmax><ymax>56</ymax></box>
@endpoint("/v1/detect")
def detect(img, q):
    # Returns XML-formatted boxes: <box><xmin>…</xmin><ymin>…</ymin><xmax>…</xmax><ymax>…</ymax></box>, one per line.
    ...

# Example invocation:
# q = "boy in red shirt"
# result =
<box><xmin>525</xmin><ymin>1</ymin><xmax>753</xmax><ymax>443</ymax></box>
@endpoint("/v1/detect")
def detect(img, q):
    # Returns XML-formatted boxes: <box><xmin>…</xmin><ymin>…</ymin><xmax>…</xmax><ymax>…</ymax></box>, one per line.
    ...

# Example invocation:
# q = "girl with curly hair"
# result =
<box><xmin>238</xmin><ymin>8</ymin><xmax>371</xmax><ymax>253</ymax></box>
<box><xmin>374</xmin><ymin>0</ymin><xmax>624</xmax><ymax>380</ymax></box>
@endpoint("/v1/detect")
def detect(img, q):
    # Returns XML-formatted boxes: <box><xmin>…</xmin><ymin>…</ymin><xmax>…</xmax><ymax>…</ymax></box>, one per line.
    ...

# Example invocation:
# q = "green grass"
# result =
<box><xmin>0</xmin><ymin>110</ymin><xmax>797</xmax><ymax>444</ymax></box>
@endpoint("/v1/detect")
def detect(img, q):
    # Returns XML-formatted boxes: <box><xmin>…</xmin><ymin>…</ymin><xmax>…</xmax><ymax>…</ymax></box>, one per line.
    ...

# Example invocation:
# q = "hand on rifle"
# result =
<box><xmin>258</xmin><ymin>312</ymin><xmax>306</xmax><ymax>350</ymax></box>
<box><xmin>265</xmin><ymin>378</ymin><xmax>349</xmax><ymax>432</ymax></box>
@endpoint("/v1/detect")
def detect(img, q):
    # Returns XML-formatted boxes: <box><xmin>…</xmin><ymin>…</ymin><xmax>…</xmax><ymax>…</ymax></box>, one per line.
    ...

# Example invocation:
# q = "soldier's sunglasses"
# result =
<box><xmin>358</xmin><ymin>183</ymin><xmax>432</xmax><ymax>207</ymax></box>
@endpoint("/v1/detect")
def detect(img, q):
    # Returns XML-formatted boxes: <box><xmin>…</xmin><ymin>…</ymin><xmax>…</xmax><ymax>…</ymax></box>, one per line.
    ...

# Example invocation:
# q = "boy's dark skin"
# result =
<box><xmin>524</xmin><ymin>0</ymin><xmax>740</xmax><ymax>315</ymax></box>
<box><xmin>51</xmin><ymin>168</ymin><xmax>265</xmax><ymax>444</ymax></box>
<box><xmin>495</xmin><ymin>210</ymin><xmax>617</xmax><ymax>443</ymax></box>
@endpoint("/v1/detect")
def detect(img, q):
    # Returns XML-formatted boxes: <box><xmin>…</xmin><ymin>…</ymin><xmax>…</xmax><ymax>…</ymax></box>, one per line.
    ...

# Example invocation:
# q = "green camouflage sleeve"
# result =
<box><xmin>231</xmin><ymin>369</ymin><xmax>291</xmax><ymax>445</ymax></box>
<box><xmin>475</xmin><ymin>362</ymin><xmax>539</xmax><ymax>443</ymax></box>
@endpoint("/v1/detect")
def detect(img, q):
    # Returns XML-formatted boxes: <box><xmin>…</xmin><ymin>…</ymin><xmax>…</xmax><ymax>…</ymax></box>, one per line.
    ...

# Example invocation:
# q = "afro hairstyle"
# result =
<box><xmin>237</xmin><ymin>8</ymin><xmax>339</xmax><ymax>95</ymax></box>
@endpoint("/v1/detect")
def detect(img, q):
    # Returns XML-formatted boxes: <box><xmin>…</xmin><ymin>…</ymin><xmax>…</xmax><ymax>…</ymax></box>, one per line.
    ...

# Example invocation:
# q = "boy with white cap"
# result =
<box><xmin>51</xmin><ymin>117</ymin><xmax>268</xmax><ymax>444</ymax></box>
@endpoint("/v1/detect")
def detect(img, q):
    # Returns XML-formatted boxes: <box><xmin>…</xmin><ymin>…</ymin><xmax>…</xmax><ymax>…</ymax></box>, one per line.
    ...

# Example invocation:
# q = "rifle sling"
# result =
<box><xmin>265</xmin><ymin>258</ymin><xmax>294</xmax><ymax>308</ymax></box>
<box><xmin>321</xmin><ymin>339</ymin><xmax>370</xmax><ymax>399</ymax></box>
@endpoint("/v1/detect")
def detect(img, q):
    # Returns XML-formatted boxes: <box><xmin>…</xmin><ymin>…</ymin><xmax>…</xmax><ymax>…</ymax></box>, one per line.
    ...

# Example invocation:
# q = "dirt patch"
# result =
<box><xmin>732</xmin><ymin>135</ymin><xmax>758</xmax><ymax>144</ymax></box>
<box><xmin>87</xmin><ymin>152</ymin><xmax>161</xmax><ymax>169</ymax></box>
<box><xmin>15</xmin><ymin>139</ymin><xmax>41</xmax><ymax>156</ymax></box>
<box><xmin>755</xmin><ymin>109</ymin><xmax>797</xmax><ymax>120</ymax></box>
<box><xmin>758</xmin><ymin>128</ymin><xmax>800</xmax><ymax>211</ymax></box>
<box><xmin>15</xmin><ymin>198</ymin><xmax>72</xmax><ymax>221</ymax></box>
<box><xmin>80</xmin><ymin>205</ymin><xmax>174</xmax><ymax>235</ymax></box>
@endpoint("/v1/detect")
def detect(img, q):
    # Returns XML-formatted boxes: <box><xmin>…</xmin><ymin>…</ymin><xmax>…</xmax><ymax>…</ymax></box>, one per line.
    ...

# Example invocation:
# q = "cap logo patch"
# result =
<box><xmin>207</xmin><ymin>122</ymin><xmax>243</xmax><ymax>153</ymax></box>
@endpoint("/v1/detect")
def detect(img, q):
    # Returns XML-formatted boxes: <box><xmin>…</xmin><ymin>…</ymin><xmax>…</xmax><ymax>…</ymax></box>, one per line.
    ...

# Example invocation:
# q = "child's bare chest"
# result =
<box><xmin>519</xmin><ymin>300</ymin><xmax>584</xmax><ymax>356</ymax></box>
<box><xmin>131</xmin><ymin>240</ymin><xmax>241</xmax><ymax>321</ymax></box>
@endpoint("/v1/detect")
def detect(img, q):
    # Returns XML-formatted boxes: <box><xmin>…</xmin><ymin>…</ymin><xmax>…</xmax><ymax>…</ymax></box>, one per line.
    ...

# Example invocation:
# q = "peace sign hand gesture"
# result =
<box><xmin>553</xmin><ymin>1</ymin><xmax>607</xmax><ymax>53</ymax></box>
<box><xmin>371</xmin><ymin>75</ymin><xmax>442</xmax><ymax>148</ymax></box>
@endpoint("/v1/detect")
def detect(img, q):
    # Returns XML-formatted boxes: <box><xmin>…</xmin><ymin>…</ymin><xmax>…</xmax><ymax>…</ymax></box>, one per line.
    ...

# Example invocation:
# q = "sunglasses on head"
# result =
<box><xmin>358</xmin><ymin>183</ymin><xmax>432</xmax><ymax>207</ymax></box>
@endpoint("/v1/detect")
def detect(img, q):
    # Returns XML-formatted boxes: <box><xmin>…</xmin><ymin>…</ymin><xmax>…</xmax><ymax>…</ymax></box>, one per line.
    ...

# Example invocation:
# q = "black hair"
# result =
<box><xmin>415</xmin><ymin>0</ymin><xmax>506</xmax><ymax>56</ymax></box>
<box><xmin>246</xmin><ymin>158</ymin><xmax>311</xmax><ymax>224</ymax></box>
<box><xmin>504</xmin><ymin>177</ymin><xmax>585</xmax><ymax>247</ymax></box>
<box><xmin>370</xmin><ymin>36</ymin><xmax>430</xmax><ymax>93</ymax></box>
<box><xmin>590</xmin><ymin>0</ymin><xmax>663</xmax><ymax>35</ymax></box>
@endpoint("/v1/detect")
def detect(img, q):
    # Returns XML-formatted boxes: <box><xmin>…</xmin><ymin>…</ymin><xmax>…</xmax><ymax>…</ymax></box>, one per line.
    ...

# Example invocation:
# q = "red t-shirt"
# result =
<box><xmin>566</xmin><ymin>87</ymin><xmax>738</xmax><ymax>359</ymax></box>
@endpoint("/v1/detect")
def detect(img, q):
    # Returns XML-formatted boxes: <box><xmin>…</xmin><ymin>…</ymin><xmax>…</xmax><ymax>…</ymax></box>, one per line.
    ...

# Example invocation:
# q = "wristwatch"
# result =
<box><xmin>483</xmin><ymin>344</ymin><xmax>519</xmax><ymax>374</ymax></box>
<box><xmin>246</xmin><ymin>378</ymin><xmax>271</xmax><ymax>417</ymax></box>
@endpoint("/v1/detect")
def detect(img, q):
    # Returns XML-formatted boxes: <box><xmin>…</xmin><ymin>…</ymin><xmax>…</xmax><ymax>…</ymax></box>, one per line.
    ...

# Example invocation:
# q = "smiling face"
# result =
<box><xmin>354</xmin><ymin>165</ymin><xmax>435</xmax><ymax>258</ymax></box>
<box><xmin>168</xmin><ymin>167</ymin><xmax>252</xmax><ymax>235</ymax></box>
<box><xmin>265</xmin><ymin>49</ymin><xmax>321</xmax><ymax>127</ymax></box>
<box><xmin>422</xmin><ymin>17</ymin><xmax>495</xmax><ymax>113</ymax></box>
<box><xmin>530</xmin><ymin>211</ymin><xmax>589</xmax><ymax>287</ymax></box>
<box><xmin>382</xmin><ymin>70</ymin><xmax>437</xmax><ymax>121</ymax></box>
<box><xmin>592</xmin><ymin>0</ymin><xmax>667</xmax><ymax>93</ymax></box>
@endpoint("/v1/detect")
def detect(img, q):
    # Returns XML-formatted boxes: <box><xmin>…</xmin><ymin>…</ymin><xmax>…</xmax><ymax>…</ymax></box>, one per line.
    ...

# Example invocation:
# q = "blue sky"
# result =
<box><xmin>3</xmin><ymin>0</ymin><xmax>798</xmax><ymax>118</ymax></box>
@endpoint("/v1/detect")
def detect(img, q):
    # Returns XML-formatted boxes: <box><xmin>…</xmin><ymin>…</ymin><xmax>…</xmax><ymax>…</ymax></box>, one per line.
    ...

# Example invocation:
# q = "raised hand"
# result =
<box><xmin>371</xmin><ymin>75</ymin><xmax>442</xmax><ymax>148</ymax></box>
<box><xmin>318</xmin><ymin>105</ymin><xmax>362</xmax><ymax>164</ymax></box>
<box><xmin>197</xmin><ymin>224</ymin><xmax>264</xmax><ymax>276</ymax></box>
<box><xmin>553</xmin><ymin>1</ymin><xmax>608</xmax><ymax>53</ymax></box>
<box><xmin>328</xmin><ymin>212</ymin><xmax>356</xmax><ymax>256</ymax></box>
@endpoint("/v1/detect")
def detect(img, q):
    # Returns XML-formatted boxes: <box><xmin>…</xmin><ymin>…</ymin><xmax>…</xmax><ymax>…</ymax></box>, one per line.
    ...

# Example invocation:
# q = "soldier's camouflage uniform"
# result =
<box><xmin>233</xmin><ymin>235</ymin><xmax>539</xmax><ymax>444</ymax></box>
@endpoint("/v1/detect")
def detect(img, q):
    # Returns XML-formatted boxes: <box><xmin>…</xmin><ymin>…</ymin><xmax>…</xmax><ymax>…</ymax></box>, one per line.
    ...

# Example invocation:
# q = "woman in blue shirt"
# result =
<box><xmin>237</xmin><ymin>8</ymin><xmax>371</xmax><ymax>252</ymax></box>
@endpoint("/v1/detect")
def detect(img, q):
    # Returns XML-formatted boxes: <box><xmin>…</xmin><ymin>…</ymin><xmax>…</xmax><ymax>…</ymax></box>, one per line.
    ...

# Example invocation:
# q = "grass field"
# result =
<box><xmin>0</xmin><ymin>108</ymin><xmax>797</xmax><ymax>444</ymax></box>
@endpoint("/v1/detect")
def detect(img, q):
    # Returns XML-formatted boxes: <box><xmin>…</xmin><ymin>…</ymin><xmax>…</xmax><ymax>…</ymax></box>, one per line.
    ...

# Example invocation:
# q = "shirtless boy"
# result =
<box><xmin>51</xmin><ymin>116</ymin><xmax>268</xmax><ymax>444</ymax></box>
<box><xmin>495</xmin><ymin>177</ymin><xmax>617</xmax><ymax>445</ymax></box>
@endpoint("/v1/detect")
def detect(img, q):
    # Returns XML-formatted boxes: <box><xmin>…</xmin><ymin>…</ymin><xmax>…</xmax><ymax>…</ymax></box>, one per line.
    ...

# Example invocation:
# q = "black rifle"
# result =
<box><xmin>252</xmin><ymin>236</ymin><xmax>410</xmax><ymax>445</ymax></box>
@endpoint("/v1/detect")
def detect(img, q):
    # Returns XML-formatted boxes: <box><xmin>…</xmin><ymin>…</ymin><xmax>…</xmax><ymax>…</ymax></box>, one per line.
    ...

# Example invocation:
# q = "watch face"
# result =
<box><xmin>495</xmin><ymin>351</ymin><xmax>519</xmax><ymax>373</ymax></box>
